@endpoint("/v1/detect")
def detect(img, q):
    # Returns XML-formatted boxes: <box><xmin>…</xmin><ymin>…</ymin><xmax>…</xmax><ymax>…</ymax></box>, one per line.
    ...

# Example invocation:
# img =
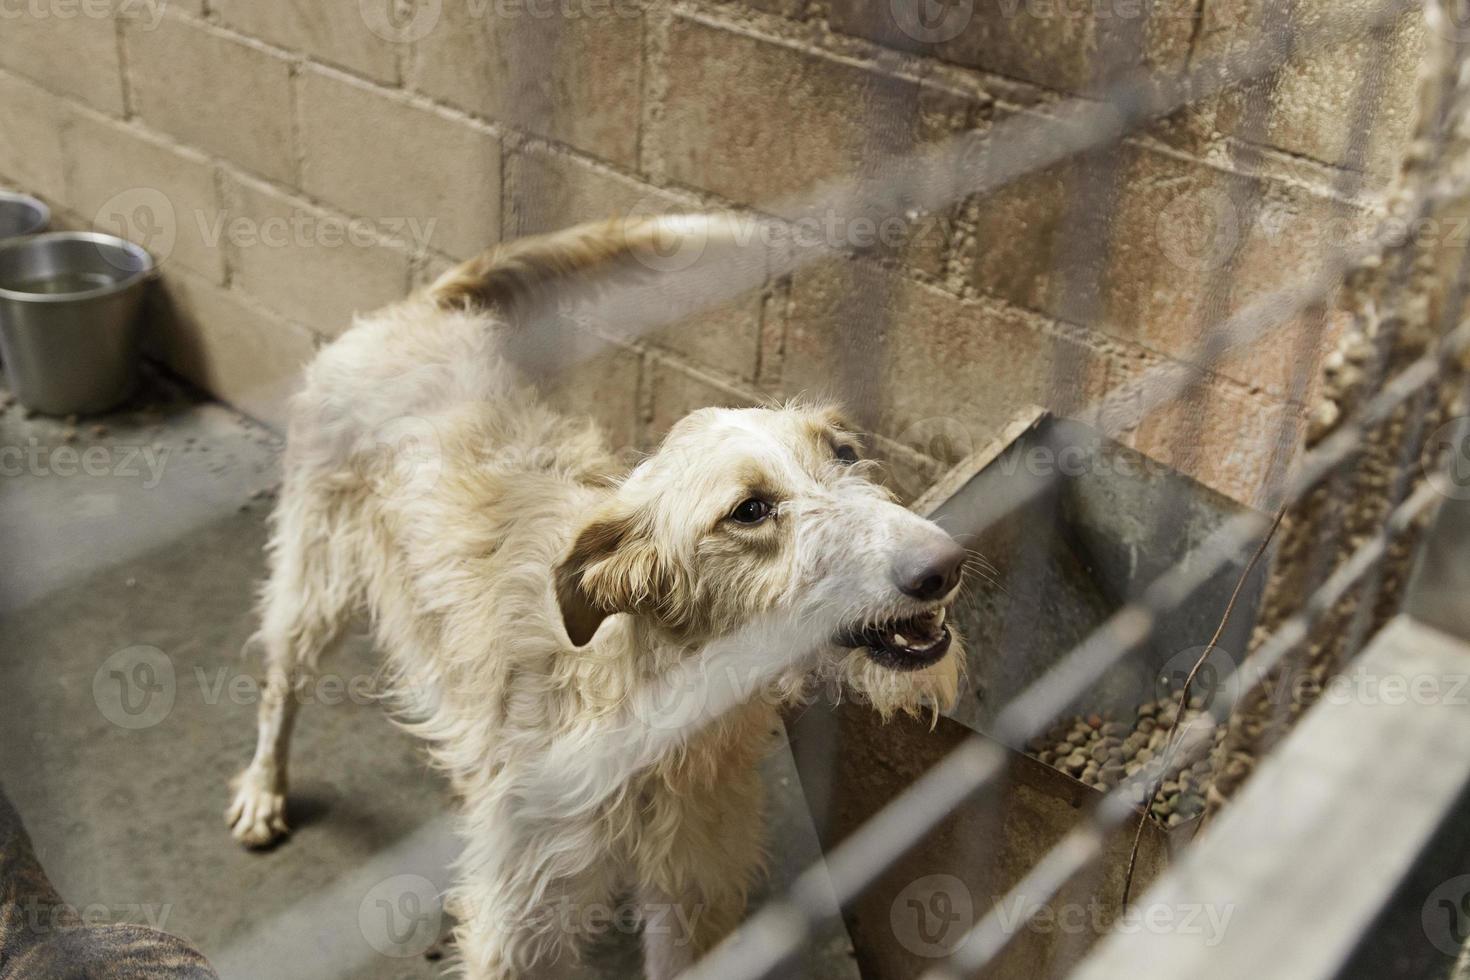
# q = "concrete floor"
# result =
<box><xmin>0</xmin><ymin>370</ymin><xmax>858</xmax><ymax>980</ymax></box>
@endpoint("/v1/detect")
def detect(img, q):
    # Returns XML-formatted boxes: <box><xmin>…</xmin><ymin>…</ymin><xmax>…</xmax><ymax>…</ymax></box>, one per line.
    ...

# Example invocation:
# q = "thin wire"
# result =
<box><xmin>1119</xmin><ymin>504</ymin><xmax>1288</xmax><ymax>907</ymax></box>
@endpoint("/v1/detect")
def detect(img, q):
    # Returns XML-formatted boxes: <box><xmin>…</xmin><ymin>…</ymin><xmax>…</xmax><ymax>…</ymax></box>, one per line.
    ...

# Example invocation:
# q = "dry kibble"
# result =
<box><xmin>1028</xmin><ymin>685</ymin><xmax>1241</xmax><ymax>825</ymax></box>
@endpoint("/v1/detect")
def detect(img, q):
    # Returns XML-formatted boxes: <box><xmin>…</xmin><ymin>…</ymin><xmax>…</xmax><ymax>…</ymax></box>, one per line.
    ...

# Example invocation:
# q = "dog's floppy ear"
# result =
<box><xmin>554</xmin><ymin>504</ymin><xmax>668</xmax><ymax>647</ymax></box>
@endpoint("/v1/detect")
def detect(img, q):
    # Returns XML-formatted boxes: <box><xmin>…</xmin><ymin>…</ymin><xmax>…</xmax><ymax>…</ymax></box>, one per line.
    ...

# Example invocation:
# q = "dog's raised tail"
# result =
<box><xmin>427</xmin><ymin>213</ymin><xmax>758</xmax><ymax>315</ymax></box>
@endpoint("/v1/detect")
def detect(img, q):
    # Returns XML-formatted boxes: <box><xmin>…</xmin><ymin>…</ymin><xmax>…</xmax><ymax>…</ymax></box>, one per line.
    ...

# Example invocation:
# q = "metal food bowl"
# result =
<box><xmin>0</xmin><ymin>191</ymin><xmax>50</xmax><ymax>240</ymax></box>
<box><xmin>0</xmin><ymin>232</ymin><xmax>156</xmax><ymax>416</ymax></box>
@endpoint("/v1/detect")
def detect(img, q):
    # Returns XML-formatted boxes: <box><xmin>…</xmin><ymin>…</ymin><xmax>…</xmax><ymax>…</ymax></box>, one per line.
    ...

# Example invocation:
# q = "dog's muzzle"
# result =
<box><xmin>835</xmin><ymin>606</ymin><xmax>952</xmax><ymax>671</ymax></box>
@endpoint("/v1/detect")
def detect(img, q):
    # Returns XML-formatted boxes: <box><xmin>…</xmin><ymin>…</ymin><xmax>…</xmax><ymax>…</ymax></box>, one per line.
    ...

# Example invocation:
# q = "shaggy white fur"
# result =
<box><xmin>224</xmin><ymin>215</ymin><xmax>965</xmax><ymax>979</ymax></box>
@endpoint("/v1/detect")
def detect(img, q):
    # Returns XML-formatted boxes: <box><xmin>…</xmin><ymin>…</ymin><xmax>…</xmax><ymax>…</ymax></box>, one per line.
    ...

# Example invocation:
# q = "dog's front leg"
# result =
<box><xmin>450</xmin><ymin>813</ymin><xmax>621</xmax><ymax>980</ymax></box>
<box><xmin>636</xmin><ymin>770</ymin><xmax>765</xmax><ymax>979</ymax></box>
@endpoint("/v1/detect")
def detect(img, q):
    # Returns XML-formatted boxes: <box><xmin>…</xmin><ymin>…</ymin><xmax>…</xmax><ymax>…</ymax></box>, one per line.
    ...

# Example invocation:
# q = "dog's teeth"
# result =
<box><xmin>892</xmin><ymin>633</ymin><xmax>908</xmax><ymax>646</ymax></box>
<box><xmin>935</xmin><ymin>608</ymin><xmax>946</xmax><ymax>627</ymax></box>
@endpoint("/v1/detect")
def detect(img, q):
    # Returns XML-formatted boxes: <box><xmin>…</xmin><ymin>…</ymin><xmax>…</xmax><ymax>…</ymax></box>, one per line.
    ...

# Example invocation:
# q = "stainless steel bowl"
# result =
<box><xmin>0</xmin><ymin>191</ymin><xmax>50</xmax><ymax>240</ymax></box>
<box><xmin>0</xmin><ymin>232</ymin><xmax>156</xmax><ymax>415</ymax></box>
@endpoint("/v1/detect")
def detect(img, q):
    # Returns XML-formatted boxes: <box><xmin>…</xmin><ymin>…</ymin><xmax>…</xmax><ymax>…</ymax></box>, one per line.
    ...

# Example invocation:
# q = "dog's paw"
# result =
<box><xmin>226</xmin><ymin>770</ymin><xmax>289</xmax><ymax>849</ymax></box>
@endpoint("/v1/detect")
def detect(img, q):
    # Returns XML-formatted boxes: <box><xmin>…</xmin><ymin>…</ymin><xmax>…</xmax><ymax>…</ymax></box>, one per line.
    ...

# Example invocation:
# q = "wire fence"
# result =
<box><xmin>629</xmin><ymin>0</ymin><xmax>1470</xmax><ymax>975</ymax></box>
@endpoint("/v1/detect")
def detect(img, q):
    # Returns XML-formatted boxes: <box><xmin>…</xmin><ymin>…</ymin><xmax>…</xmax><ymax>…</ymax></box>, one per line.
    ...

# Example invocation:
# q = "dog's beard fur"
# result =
<box><xmin>822</xmin><ymin>644</ymin><xmax>963</xmax><ymax>723</ymax></box>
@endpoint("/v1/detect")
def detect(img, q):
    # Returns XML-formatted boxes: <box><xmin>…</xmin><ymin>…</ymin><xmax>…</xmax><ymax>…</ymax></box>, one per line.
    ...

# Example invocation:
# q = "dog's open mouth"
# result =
<box><xmin>835</xmin><ymin>607</ymin><xmax>952</xmax><ymax>671</ymax></box>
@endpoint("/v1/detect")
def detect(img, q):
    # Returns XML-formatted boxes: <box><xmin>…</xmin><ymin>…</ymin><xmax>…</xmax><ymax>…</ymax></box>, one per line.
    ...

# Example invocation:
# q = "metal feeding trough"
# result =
<box><xmin>932</xmin><ymin>412</ymin><xmax>1267</xmax><ymax>736</ymax></box>
<box><xmin>787</xmin><ymin>411</ymin><xmax>1268</xmax><ymax>979</ymax></box>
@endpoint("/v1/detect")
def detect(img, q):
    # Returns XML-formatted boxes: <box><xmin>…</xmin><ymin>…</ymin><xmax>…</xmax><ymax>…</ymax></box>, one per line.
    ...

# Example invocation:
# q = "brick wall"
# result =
<box><xmin>0</xmin><ymin>0</ymin><xmax>1425</xmax><ymax>505</ymax></box>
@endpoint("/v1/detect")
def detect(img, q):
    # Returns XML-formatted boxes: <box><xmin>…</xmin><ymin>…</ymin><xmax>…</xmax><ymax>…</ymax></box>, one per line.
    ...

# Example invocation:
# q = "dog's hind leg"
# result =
<box><xmin>227</xmin><ymin>488</ymin><xmax>356</xmax><ymax>848</ymax></box>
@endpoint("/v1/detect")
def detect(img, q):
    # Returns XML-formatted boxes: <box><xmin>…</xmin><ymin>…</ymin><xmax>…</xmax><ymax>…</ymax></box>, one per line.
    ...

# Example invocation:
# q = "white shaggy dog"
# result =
<box><xmin>225</xmin><ymin>215</ymin><xmax>966</xmax><ymax>979</ymax></box>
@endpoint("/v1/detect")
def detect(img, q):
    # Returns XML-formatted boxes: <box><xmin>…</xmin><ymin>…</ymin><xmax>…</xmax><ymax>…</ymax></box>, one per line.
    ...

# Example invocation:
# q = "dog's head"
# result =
<box><xmin>554</xmin><ymin>403</ymin><xmax>965</xmax><ymax>717</ymax></box>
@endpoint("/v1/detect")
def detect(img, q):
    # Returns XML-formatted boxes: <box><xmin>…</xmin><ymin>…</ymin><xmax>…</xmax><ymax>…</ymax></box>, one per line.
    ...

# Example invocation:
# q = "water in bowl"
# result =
<box><xmin>4</xmin><ymin>271</ymin><xmax>118</xmax><ymax>295</ymax></box>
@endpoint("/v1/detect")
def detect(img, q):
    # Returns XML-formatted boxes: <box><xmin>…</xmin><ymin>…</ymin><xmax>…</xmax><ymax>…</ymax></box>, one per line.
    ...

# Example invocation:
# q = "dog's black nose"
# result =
<box><xmin>893</xmin><ymin>538</ymin><xmax>965</xmax><ymax>600</ymax></box>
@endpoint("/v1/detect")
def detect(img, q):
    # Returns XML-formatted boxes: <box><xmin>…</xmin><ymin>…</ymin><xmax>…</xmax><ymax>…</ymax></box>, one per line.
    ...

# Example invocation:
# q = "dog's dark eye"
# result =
<box><xmin>730</xmin><ymin>498</ymin><xmax>773</xmax><ymax>524</ymax></box>
<box><xmin>835</xmin><ymin>444</ymin><xmax>859</xmax><ymax>464</ymax></box>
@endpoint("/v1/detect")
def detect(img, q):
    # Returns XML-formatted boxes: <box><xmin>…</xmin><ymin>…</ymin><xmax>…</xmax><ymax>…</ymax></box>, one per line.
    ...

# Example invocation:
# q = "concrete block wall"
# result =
<box><xmin>0</xmin><ymin>0</ymin><xmax>1426</xmax><ymax>505</ymax></box>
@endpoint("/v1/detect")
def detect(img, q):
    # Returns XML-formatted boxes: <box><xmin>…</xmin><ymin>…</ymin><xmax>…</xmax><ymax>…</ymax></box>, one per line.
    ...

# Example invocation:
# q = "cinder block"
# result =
<box><xmin>297</xmin><ymin>68</ymin><xmax>501</xmax><ymax>260</ymax></box>
<box><xmin>0</xmin><ymin>71</ymin><xmax>69</xmax><ymax>202</ymax></box>
<box><xmin>656</xmin><ymin>15</ymin><xmax>973</xmax><ymax>198</ymax></box>
<box><xmin>410</xmin><ymin>0</ymin><xmax>643</xmax><ymax>167</ymax></box>
<box><xmin>964</xmin><ymin>140</ymin><xmax>1363</xmax><ymax>397</ymax></box>
<box><xmin>827</xmin><ymin>0</ymin><xmax>1196</xmax><ymax>94</ymax></box>
<box><xmin>786</xmin><ymin>255</ymin><xmax>1108</xmax><ymax>455</ymax></box>
<box><xmin>1183</xmin><ymin>0</ymin><xmax>1424</xmax><ymax>182</ymax></box>
<box><xmin>503</xmin><ymin>147</ymin><xmax>765</xmax><ymax>380</ymax></box>
<box><xmin>220</xmin><ymin>175</ymin><xmax>415</xmax><ymax>337</ymax></box>
<box><xmin>62</xmin><ymin>112</ymin><xmax>226</xmax><ymax>283</ymax></box>
<box><xmin>211</xmin><ymin>0</ymin><xmax>400</xmax><ymax>83</ymax></box>
<box><xmin>124</xmin><ymin>15</ymin><xmax>295</xmax><ymax>183</ymax></box>
<box><xmin>653</xmin><ymin>15</ymin><xmax>975</xmax><ymax>276</ymax></box>
<box><xmin>645</xmin><ymin>357</ymin><xmax>759</xmax><ymax>448</ymax></box>
<box><xmin>0</xmin><ymin>4</ymin><xmax>126</xmax><ymax>114</ymax></box>
<box><xmin>1116</xmin><ymin>371</ymin><xmax>1300</xmax><ymax>507</ymax></box>
<box><xmin>143</xmin><ymin>268</ymin><xmax>318</xmax><ymax>432</ymax></box>
<box><xmin>731</xmin><ymin>0</ymin><xmax>805</xmax><ymax>17</ymax></box>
